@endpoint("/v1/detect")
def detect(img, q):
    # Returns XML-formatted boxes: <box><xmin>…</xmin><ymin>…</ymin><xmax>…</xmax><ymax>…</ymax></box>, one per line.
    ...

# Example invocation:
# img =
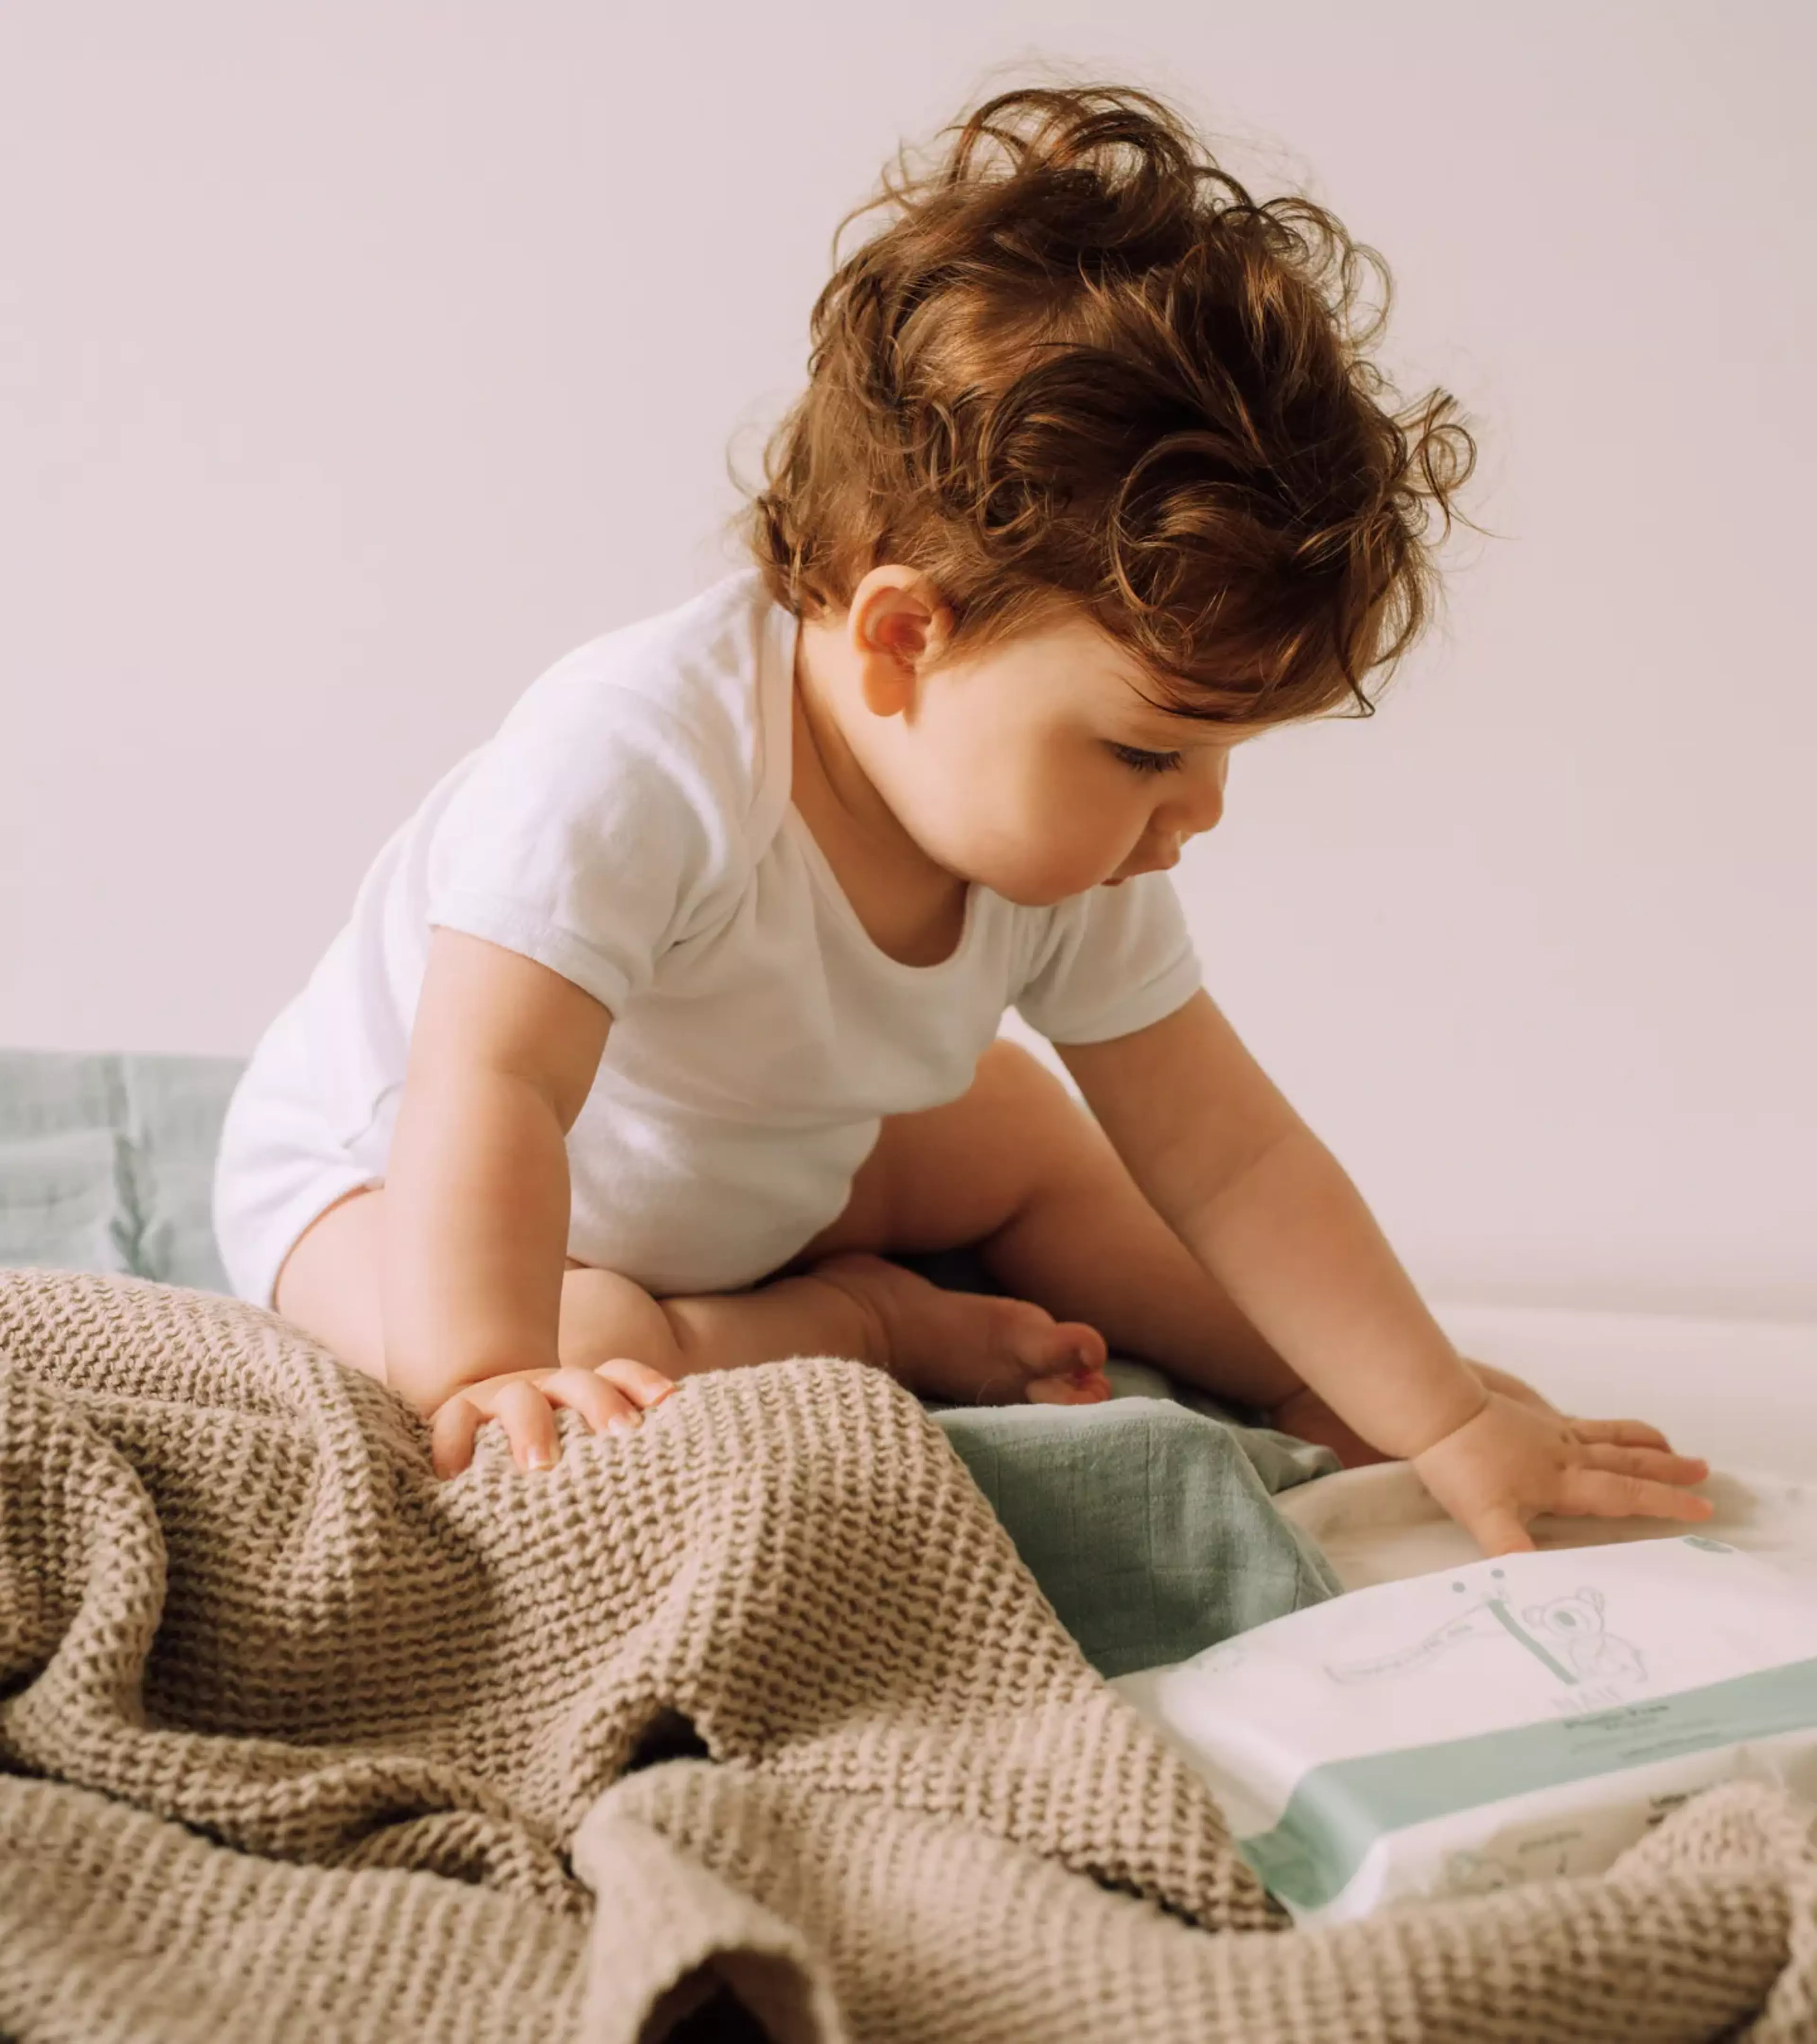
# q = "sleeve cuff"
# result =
<box><xmin>426</xmin><ymin>890</ymin><xmax>634</xmax><ymax>1019</ymax></box>
<box><xmin>1021</xmin><ymin>949</ymin><xmax>1203</xmax><ymax>1048</ymax></box>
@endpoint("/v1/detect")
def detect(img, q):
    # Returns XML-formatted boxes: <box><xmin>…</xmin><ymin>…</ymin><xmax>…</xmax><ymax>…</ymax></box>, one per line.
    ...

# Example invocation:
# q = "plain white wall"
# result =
<box><xmin>3</xmin><ymin>1</ymin><xmax>1812</xmax><ymax>1319</ymax></box>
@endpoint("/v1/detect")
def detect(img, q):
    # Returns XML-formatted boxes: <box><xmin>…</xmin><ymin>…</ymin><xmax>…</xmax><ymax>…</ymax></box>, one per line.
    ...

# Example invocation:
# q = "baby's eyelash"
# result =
<box><xmin>1107</xmin><ymin>742</ymin><xmax>1185</xmax><ymax>775</ymax></box>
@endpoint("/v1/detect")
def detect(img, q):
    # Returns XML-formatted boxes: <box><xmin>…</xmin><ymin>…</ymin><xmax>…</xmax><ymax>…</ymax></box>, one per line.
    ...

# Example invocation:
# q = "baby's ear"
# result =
<box><xmin>848</xmin><ymin>566</ymin><xmax>955</xmax><ymax>714</ymax></box>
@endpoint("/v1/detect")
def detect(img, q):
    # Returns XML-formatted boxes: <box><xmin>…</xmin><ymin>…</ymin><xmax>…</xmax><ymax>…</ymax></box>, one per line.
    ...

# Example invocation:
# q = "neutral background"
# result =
<box><xmin>4</xmin><ymin>2</ymin><xmax>1811</xmax><ymax>1319</ymax></box>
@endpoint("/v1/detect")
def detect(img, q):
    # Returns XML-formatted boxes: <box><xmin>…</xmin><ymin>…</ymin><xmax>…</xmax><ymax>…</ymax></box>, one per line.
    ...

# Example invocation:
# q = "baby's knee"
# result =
<box><xmin>979</xmin><ymin>1036</ymin><xmax>1097</xmax><ymax>1120</ymax></box>
<box><xmin>557</xmin><ymin>1266</ymin><xmax>682</xmax><ymax>1377</ymax></box>
<box><xmin>973</xmin><ymin>1039</ymin><xmax>1102</xmax><ymax>1171</ymax></box>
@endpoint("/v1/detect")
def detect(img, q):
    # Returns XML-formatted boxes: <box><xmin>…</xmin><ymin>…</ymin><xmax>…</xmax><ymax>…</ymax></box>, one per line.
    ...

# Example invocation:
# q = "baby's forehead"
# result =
<box><xmin>1022</xmin><ymin>608</ymin><xmax>1277</xmax><ymax>741</ymax></box>
<box><xmin>1094</xmin><ymin>635</ymin><xmax>1270</xmax><ymax>727</ymax></box>
<box><xmin>1101</xmin><ymin>671</ymin><xmax>1270</xmax><ymax>746</ymax></box>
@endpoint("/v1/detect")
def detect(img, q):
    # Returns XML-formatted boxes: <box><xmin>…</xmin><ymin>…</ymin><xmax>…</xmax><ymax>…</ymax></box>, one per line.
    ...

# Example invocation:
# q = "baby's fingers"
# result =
<box><xmin>590</xmin><ymin>1356</ymin><xmax>678</xmax><ymax>1414</ymax></box>
<box><xmin>429</xmin><ymin>1387</ymin><xmax>508</xmax><ymax>1480</ymax></box>
<box><xmin>1578</xmin><ymin>1440</ymin><xmax>1709</xmax><ymax>1488</ymax></box>
<box><xmin>1467</xmin><ymin>1503</ymin><xmax>1538</xmax><ymax>1559</ymax></box>
<box><xmin>1571</xmin><ymin>1417</ymin><xmax>1676</xmax><ymax>1453</ymax></box>
<box><xmin>529</xmin><ymin>1365</ymin><xmax>645</xmax><ymax>1451</ymax></box>
<box><xmin>514</xmin><ymin>1362</ymin><xmax>676</xmax><ymax>1461</ymax></box>
<box><xmin>1557</xmin><ymin>1466</ymin><xmax>1716</xmax><ymax>1525</ymax></box>
<box><xmin>431</xmin><ymin>1378</ymin><xmax>581</xmax><ymax>1478</ymax></box>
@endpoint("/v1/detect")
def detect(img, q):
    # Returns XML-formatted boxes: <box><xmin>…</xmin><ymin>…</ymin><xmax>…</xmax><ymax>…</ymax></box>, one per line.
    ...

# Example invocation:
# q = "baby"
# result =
<box><xmin>213</xmin><ymin>82</ymin><xmax>1712</xmax><ymax>1558</ymax></box>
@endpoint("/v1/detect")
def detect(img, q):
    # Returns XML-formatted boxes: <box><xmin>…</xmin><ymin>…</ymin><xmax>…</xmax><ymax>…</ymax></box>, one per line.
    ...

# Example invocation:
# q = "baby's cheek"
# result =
<box><xmin>999</xmin><ymin>820</ymin><xmax>1124</xmax><ymax>902</ymax></box>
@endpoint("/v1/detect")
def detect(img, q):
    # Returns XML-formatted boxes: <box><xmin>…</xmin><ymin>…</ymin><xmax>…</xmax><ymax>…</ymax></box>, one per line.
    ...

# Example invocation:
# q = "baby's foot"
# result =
<box><xmin>807</xmin><ymin>1251</ymin><xmax>1111</xmax><ymax>1407</ymax></box>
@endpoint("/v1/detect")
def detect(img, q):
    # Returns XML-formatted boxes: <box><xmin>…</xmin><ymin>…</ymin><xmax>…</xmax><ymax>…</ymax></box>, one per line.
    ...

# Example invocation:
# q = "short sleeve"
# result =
<box><xmin>1013</xmin><ymin>872</ymin><xmax>1203</xmax><ymax>1045</ymax></box>
<box><xmin>423</xmin><ymin>680</ymin><xmax>739</xmax><ymax>1017</ymax></box>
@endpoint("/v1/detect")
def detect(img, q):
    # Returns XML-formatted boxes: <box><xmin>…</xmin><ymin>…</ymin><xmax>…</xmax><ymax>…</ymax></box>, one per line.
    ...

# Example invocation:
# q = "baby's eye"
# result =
<box><xmin>1107</xmin><ymin>742</ymin><xmax>1185</xmax><ymax>775</ymax></box>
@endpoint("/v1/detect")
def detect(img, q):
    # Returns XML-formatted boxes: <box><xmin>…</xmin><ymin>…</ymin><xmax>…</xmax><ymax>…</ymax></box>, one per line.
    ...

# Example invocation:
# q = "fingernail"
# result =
<box><xmin>607</xmin><ymin>1414</ymin><xmax>639</xmax><ymax>1436</ymax></box>
<box><xmin>527</xmin><ymin>1447</ymin><xmax>555</xmax><ymax>1470</ymax></box>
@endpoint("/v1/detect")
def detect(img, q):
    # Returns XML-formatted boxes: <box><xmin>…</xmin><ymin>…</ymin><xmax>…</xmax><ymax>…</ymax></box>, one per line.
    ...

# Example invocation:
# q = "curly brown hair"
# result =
<box><xmin>735</xmin><ymin>82</ymin><xmax>1477</xmax><ymax>725</ymax></box>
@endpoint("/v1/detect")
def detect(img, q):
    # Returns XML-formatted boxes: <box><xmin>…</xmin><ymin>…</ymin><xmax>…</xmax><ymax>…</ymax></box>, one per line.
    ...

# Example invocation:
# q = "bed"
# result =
<box><xmin>0</xmin><ymin>1048</ymin><xmax>1340</xmax><ymax>1681</ymax></box>
<box><xmin>6</xmin><ymin>1045</ymin><xmax>1810</xmax><ymax>1621</ymax></box>
<box><xmin>7</xmin><ymin>1048</ymin><xmax>1816</xmax><ymax>2038</ymax></box>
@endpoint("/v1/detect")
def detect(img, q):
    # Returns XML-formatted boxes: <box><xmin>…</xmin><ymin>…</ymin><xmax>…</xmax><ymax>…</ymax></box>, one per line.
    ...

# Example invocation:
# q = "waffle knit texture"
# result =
<box><xmin>2</xmin><ymin>1268</ymin><xmax>1815</xmax><ymax>2042</ymax></box>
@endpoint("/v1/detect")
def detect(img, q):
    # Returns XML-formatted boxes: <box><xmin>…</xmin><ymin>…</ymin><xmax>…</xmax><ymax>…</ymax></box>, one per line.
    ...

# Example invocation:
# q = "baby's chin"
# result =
<box><xmin>958</xmin><ymin>855</ymin><xmax>1107</xmax><ymax>907</ymax></box>
<box><xmin>937</xmin><ymin>842</ymin><xmax>1124</xmax><ymax>907</ymax></box>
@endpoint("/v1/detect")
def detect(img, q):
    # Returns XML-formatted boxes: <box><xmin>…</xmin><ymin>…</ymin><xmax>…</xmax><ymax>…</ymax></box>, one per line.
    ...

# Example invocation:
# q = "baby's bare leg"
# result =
<box><xmin>273</xmin><ymin>1184</ymin><xmax>871</xmax><ymax>1393</ymax></box>
<box><xmin>622</xmin><ymin>1257</ymin><xmax>1104</xmax><ymax>1407</ymax></box>
<box><xmin>805</xmin><ymin>1041</ymin><xmax>1312</xmax><ymax>1416</ymax></box>
<box><xmin>272</xmin><ymin>1179</ymin><xmax>1106</xmax><ymax>1419</ymax></box>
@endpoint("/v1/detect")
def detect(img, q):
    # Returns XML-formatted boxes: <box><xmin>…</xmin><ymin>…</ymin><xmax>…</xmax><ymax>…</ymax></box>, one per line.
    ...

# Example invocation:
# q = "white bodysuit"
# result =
<box><xmin>212</xmin><ymin>568</ymin><xmax>1204</xmax><ymax>1310</ymax></box>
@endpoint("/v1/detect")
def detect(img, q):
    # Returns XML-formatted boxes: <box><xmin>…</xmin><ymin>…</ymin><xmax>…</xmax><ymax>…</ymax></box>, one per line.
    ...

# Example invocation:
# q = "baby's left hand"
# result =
<box><xmin>1411</xmin><ymin>1367</ymin><xmax>1714</xmax><ymax>1557</ymax></box>
<box><xmin>1266</xmin><ymin>1361</ymin><xmax>1578</xmax><ymax>1470</ymax></box>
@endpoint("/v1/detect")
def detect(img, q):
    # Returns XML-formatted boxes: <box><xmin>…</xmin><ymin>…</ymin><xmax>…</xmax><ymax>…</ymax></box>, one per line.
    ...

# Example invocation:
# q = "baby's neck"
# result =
<box><xmin>791</xmin><ymin>617</ymin><xmax>915</xmax><ymax>852</ymax></box>
<box><xmin>789</xmin><ymin>627</ymin><xmax>970</xmax><ymax>966</ymax></box>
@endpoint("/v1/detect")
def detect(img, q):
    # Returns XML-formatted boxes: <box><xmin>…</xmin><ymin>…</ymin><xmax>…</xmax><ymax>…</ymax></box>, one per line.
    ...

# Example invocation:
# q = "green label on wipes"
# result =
<box><xmin>1238</xmin><ymin>1653</ymin><xmax>1817</xmax><ymax>1912</ymax></box>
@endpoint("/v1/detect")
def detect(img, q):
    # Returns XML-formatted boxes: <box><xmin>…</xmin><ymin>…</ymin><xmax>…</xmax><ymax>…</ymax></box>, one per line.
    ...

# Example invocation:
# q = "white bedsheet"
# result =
<box><xmin>1275</xmin><ymin>1303</ymin><xmax>1817</xmax><ymax>1591</ymax></box>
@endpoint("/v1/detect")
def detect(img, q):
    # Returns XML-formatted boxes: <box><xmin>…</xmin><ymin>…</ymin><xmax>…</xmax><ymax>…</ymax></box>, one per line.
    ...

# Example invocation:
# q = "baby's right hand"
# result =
<box><xmin>427</xmin><ymin>1357</ymin><xmax>676</xmax><ymax>1480</ymax></box>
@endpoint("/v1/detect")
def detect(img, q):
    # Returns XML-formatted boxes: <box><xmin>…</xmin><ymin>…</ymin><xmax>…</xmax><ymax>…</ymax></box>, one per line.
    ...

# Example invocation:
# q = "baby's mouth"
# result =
<box><xmin>1107</xmin><ymin>846</ymin><xmax>1181</xmax><ymax>886</ymax></box>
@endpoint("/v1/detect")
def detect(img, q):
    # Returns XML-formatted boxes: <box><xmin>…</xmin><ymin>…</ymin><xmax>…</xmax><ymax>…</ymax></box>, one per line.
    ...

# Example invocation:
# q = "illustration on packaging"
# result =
<box><xmin>1324</xmin><ymin>1568</ymin><xmax>1648</xmax><ymax>1690</ymax></box>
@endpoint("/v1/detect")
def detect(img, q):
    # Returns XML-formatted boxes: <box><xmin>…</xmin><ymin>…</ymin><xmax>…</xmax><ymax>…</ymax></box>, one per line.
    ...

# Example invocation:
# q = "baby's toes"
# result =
<box><xmin>1026</xmin><ymin>1370</ymin><xmax>1113</xmax><ymax>1407</ymax></box>
<box><xmin>987</xmin><ymin>1299</ymin><xmax>1092</xmax><ymax>1372</ymax></box>
<box><xmin>1058</xmin><ymin>1319</ymin><xmax>1109</xmax><ymax>1373</ymax></box>
<box><xmin>986</xmin><ymin>1303</ymin><xmax>1108</xmax><ymax>1403</ymax></box>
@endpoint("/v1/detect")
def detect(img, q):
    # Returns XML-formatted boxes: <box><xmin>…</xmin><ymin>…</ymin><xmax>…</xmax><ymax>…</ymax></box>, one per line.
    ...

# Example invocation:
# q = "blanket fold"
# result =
<box><xmin>2</xmin><ymin>1269</ymin><xmax>1815</xmax><ymax>2042</ymax></box>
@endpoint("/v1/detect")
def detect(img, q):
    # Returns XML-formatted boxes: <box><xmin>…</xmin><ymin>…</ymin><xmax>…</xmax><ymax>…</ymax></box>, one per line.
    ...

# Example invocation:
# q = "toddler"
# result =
<box><xmin>213</xmin><ymin>83</ymin><xmax>1712</xmax><ymax>1557</ymax></box>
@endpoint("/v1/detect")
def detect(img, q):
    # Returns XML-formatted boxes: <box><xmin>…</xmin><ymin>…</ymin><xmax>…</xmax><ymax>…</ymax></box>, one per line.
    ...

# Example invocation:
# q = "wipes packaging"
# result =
<box><xmin>1113</xmin><ymin>1535</ymin><xmax>1817</xmax><ymax>1922</ymax></box>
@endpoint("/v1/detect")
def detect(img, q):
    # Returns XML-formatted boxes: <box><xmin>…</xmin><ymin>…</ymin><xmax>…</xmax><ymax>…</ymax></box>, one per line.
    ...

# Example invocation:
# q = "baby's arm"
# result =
<box><xmin>1063</xmin><ymin>991</ymin><xmax>1485</xmax><ymax>1458</ymax></box>
<box><xmin>1060</xmin><ymin>992</ymin><xmax>1712</xmax><ymax>1555</ymax></box>
<box><xmin>380</xmin><ymin>927</ymin><xmax>611</xmax><ymax>1412</ymax></box>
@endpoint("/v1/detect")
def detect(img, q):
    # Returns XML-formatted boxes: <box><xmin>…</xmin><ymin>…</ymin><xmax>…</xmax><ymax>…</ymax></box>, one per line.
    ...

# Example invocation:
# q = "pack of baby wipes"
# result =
<box><xmin>1112</xmin><ymin>1535</ymin><xmax>1817</xmax><ymax>1923</ymax></box>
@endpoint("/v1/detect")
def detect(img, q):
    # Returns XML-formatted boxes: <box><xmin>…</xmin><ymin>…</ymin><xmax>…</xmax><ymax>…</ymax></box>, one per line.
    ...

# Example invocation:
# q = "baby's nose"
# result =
<box><xmin>1165</xmin><ymin>776</ymin><xmax>1226</xmax><ymax>838</ymax></box>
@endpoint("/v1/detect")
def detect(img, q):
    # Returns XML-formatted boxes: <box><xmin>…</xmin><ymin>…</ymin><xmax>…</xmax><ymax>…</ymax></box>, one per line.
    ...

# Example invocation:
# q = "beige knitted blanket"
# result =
<box><xmin>2</xmin><ymin>1269</ymin><xmax>1815</xmax><ymax>2042</ymax></box>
